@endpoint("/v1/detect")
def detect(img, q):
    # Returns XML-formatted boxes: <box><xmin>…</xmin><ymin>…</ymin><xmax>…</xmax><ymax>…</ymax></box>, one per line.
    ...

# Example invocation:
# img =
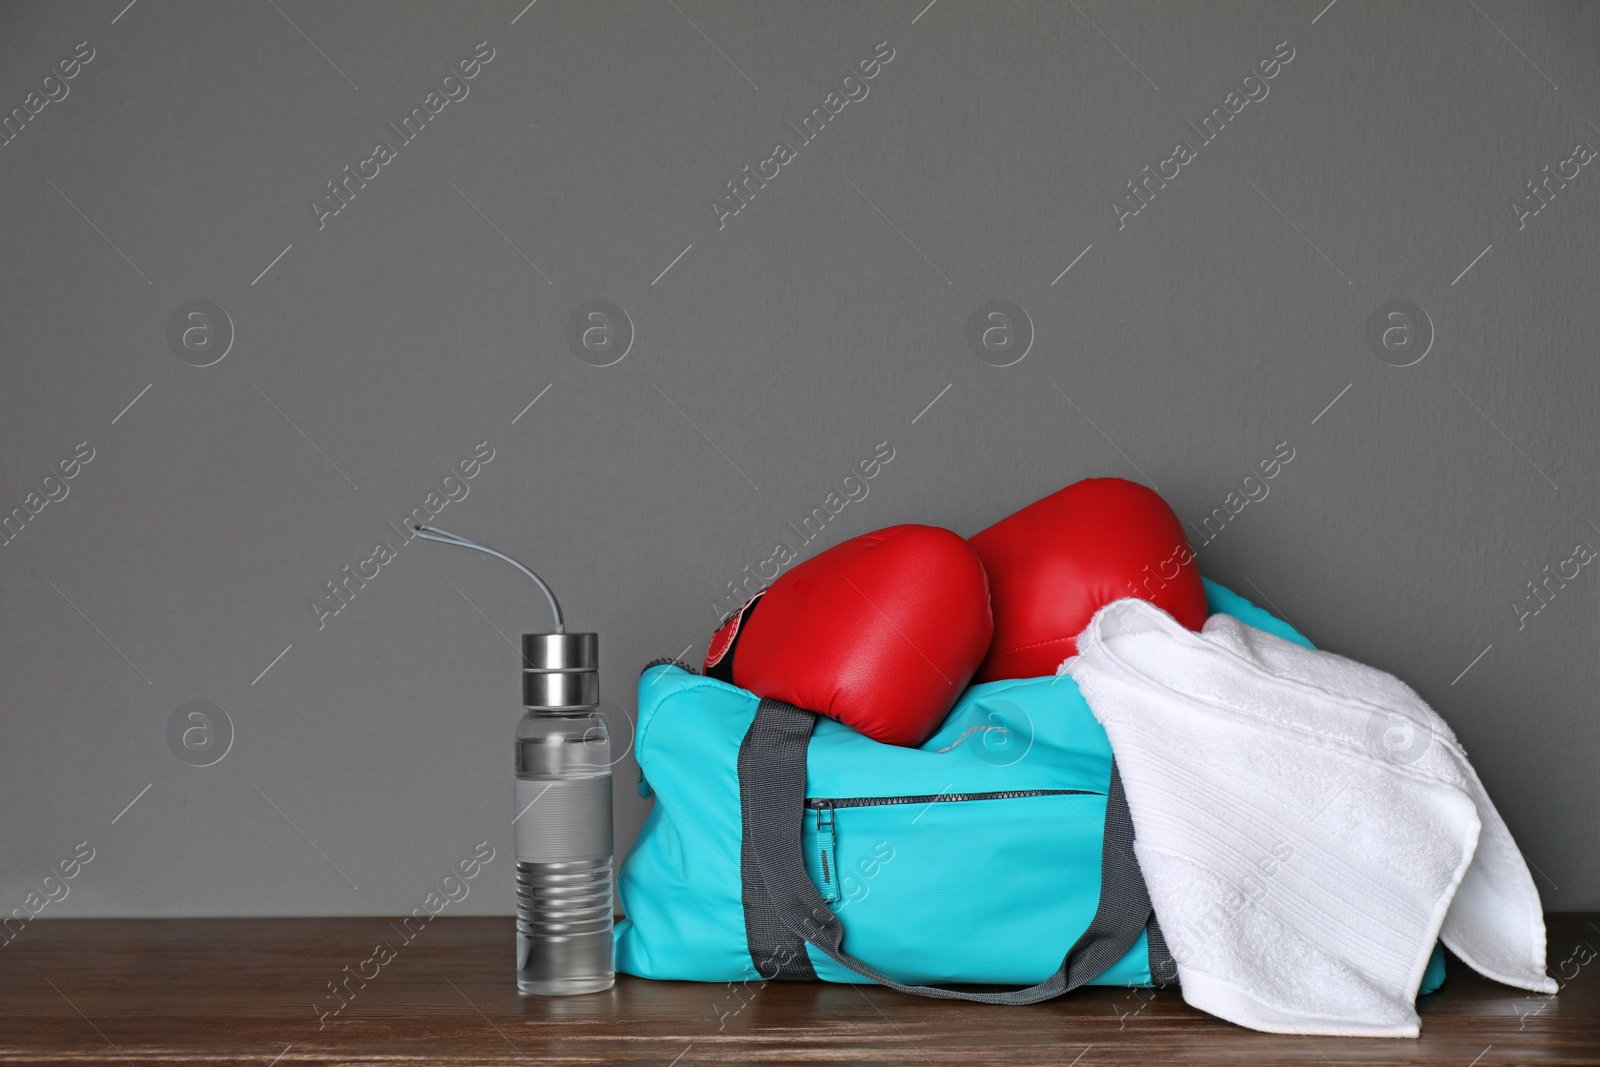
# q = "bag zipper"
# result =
<box><xmin>806</xmin><ymin>790</ymin><xmax>1097</xmax><ymax>902</ymax></box>
<box><xmin>805</xmin><ymin>788</ymin><xmax>1099</xmax><ymax>810</ymax></box>
<box><xmin>814</xmin><ymin>803</ymin><xmax>839</xmax><ymax>903</ymax></box>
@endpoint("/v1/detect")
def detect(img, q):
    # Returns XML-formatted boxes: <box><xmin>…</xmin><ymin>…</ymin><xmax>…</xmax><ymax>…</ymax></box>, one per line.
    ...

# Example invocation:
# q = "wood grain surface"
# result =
<box><xmin>2</xmin><ymin>915</ymin><xmax>1595</xmax><ymax>1065</ymax></box>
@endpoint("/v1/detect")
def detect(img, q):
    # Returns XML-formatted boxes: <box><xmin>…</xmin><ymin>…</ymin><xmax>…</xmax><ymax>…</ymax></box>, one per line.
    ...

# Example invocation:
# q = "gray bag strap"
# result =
<box><xmin>738</xmin><ymin>702</ymin><xmax>817</xmax><ymax>980</ymax></box>
<box><xmin>1146</xmin><ymin>914</ymin><xmax>1179</xmax><ymax>987</ymax></box>
<box><xmin>738</xmin><ymin>697</ymin><xmax>1157</xmax><ymax>1004</ymax></box>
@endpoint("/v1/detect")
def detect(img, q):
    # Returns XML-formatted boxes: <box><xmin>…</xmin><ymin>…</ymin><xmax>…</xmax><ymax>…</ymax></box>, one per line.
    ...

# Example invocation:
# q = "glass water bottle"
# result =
<box><xmin>411</xmin><ymin>523</ymin><xmax>615</xmax><ymax>996</ymax></box>
<box><xmin>515</xmin><ymin>632</ymin><xmax>615</xmax><ymax>995</ymax></box>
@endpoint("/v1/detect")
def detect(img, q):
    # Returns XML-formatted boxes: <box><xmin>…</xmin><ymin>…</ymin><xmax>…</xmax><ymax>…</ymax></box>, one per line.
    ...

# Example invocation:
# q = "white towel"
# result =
<box><xmin>1065</xmin><ymin>599</ymin><xmax>1556</xmax><ymax>1037</ymax></box>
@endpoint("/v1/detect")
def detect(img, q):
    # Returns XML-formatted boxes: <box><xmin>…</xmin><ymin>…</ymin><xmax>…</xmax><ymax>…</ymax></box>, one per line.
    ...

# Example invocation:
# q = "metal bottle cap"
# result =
<box><xmin>522</xmin><ymin>632</ymin><xmax>598</xmax><ymax>709</ymax></box>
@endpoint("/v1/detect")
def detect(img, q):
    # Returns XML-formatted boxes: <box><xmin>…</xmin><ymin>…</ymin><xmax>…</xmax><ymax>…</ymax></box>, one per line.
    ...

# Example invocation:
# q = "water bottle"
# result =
<box><xmin>411</xmin><ymin>524</ymin><xmax>615</xmax><ymax>996</ymax></box>
<box><xmin>515</xmin><ymin>632</ymin><xmax>615</xmax><ymax>995</ymax></box>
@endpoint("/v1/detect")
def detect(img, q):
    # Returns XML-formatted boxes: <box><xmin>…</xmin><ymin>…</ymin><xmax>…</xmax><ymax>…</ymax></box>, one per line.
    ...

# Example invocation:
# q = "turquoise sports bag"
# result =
<box><xmin>615</xmin><ymin>580</ymin><xmax>1445</xmax><ymax>1001</ymax></box>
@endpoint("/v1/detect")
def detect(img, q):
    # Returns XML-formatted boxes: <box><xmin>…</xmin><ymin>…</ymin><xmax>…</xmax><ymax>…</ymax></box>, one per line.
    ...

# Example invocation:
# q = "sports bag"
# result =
<box><xmin>614</xmin><ymin>581</ymin><xmax>1440</xmax><ymax>1000</ymax></box>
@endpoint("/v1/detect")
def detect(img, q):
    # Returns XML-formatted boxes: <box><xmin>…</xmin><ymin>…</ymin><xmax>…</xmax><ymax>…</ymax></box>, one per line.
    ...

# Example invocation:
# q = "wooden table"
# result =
<box><xmin>2</xmin><ymin>915</ymin><xmax>1595</xmax><ymax>1065</ymax></box>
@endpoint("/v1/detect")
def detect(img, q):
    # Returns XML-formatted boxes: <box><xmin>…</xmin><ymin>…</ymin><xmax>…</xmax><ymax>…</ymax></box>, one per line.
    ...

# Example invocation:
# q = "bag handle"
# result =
<box><xmin>737</xmin><ymin>698</ymin><xmax>1156</xmax><ymax>1004</ymax></box>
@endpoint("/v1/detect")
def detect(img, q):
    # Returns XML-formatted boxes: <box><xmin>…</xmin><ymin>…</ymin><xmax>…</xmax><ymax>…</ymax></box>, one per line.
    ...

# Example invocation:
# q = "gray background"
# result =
<box><xmin>2</xmin><ymin>0</ymin><xmax>1597</xmax><ymax>917</ymax></box>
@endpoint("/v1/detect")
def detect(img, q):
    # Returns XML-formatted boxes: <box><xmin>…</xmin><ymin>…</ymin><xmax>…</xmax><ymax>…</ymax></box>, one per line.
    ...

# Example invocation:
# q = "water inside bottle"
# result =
<box><xmin>516</xmin><ymin>854</ymin><xmax>615</xmax><ymax>995</ymax></box>
<box><xmin>515</xmin><ymin>709</ymin><xmax>614</xmax><ymax>995</ymax></box>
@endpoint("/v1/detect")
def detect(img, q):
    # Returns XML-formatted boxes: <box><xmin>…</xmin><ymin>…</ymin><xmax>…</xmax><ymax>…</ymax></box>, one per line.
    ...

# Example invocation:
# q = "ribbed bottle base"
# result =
<box><xmin>515</xmin><ymin>859</ymin><xmax>614</xmax><ymax>996</ymax></box>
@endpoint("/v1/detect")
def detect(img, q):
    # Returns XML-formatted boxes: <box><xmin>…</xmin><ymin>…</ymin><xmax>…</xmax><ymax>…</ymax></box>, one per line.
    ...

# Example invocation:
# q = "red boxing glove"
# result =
<box><xmin>969</xmin><ymin>478</ymin><xmax>1205</xmax><ymax>682</ymax></box>
<box><xmin>705</xmin><ymin>525</ymin><xmax>993</xmax><ymax>747</ymax></box>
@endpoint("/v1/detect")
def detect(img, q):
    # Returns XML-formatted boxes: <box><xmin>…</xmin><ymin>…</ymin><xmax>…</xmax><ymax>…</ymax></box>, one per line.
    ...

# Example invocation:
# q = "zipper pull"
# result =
<box><xmin>813</xmin><ymin>802</ymin><xmax>839</xmax><ymax>903</ymax></box>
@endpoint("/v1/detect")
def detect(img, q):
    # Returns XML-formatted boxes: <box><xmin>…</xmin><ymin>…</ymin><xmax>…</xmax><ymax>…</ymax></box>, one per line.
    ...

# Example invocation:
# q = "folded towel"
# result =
<box><xmin>1065</xmin><ymin>599</ymin><xmax>1556</xmax><ymax>1037</ymax></box>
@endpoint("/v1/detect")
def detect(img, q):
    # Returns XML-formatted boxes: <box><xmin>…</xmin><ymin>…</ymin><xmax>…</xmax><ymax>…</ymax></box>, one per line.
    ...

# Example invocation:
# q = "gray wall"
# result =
<box><xmin>2</xmin><ymin>0</ymin><xmax>1597</xmax><ymax>919</ymax></box>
